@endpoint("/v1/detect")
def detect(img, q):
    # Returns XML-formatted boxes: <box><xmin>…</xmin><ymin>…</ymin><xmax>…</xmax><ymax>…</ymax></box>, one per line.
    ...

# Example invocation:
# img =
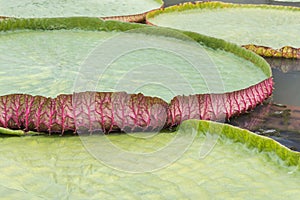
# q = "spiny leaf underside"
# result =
<box><xmin>0</xmin><ymin>78</ymin><xmax>273</xmax><ymax>135</ymax></box>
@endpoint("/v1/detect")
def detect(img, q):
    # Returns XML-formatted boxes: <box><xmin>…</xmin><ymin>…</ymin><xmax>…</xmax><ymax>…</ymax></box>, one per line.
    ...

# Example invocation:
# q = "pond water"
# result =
<box><xmin>269</xmin><ymin>59</ymin><xmax>300</xmax><ymax>107</ymax></box>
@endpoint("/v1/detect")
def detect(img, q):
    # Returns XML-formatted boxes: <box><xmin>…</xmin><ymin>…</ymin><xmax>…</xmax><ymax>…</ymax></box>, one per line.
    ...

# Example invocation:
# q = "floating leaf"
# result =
<box><xmin>0</xmin><ymin>18</ymin><xmax>272</xmax><ymax>134</ymax></box>
<box><xmin>0</xmin><ymin>0</ymin><xmax>163</xmax><ymax>22</ymax></box>
<box><xmin>146</xmin><ymin>1</ymin><xmax>300</xmax><ymax>58</ymax></box>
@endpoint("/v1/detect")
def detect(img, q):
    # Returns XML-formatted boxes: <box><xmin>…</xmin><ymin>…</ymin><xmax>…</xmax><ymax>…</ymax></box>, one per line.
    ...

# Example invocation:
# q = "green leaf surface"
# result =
<box><xmin>0</xmin><ymin>0</ymin><xmax>163</xmax><ymax>18</ymax></box>
<box><xmin>0</xmin><ymin>120</ymin><xmax>300</xmax><ymax>199</ymax></box>
<box><xmin>146</xmin><ymin>2</ymin><xmax>300</xmax><ymax>49</ymax></box>
<box><xmin>0</xmin><ymin>18</ymin><xmax>270</xmax><ymax>102</ymax></box>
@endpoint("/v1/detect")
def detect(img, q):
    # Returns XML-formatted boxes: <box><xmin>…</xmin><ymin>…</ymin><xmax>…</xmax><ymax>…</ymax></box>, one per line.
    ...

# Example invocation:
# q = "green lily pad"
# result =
<box><xmin>0</xmin><ymin>0</ymin><xmax>163</xmax><ymax>18</ymax></box>
<box><xmin>0</xmin><ymin>18</ymin><xmax>270</xmax><ymax>102</ymax></box>
<box><xmin>0</xmin><ymin>18</ymin><xmax>273</xmax><ymax>135</ymax></box>
<box><xmin>146</xmin><ymin>2</ymin><xmax>300</xmax><ymax>58</ymax></box>
<box><xmin>0</xmin><ymin>120</ymin><xmax>300</xmax><ymax>198</ymax></box>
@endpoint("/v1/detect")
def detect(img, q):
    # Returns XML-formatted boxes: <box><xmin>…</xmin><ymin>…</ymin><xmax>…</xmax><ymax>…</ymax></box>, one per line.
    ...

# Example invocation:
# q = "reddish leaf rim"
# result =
<box><xmin>0</xmin><ymin>78</ymin><xmax>273</xmax><ymax>135</ymax></box>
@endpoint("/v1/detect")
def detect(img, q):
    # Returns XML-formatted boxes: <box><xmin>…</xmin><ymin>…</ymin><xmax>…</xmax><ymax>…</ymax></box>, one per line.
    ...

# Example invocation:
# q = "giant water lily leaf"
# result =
<box><xmin>0</xmin><ymin>18</ymin><xmax>272</xmax><ymax>135</ymax></box>
<box><xmin>0</xmin><ymin>120</ymin><xmax>300</xmax><ymax>198</ymax></box>
<box><xmin>0</xmin><ymin>29</ymin><xmax>268</xmax><ymax>97</ymax></box>
<box><xmin>0</xmin><ymin>0</ymin><xmax>163</xmax><ymax>21</ymax></box>
<box><xmin>146</xmin><ymin>1</ymin><xmax>300</xmax><ymax>58</ymax></box>
<box><xmin>0</xmin><ymin>18</ymin><xmax>271</xmax><ymax>98</ymax></box>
